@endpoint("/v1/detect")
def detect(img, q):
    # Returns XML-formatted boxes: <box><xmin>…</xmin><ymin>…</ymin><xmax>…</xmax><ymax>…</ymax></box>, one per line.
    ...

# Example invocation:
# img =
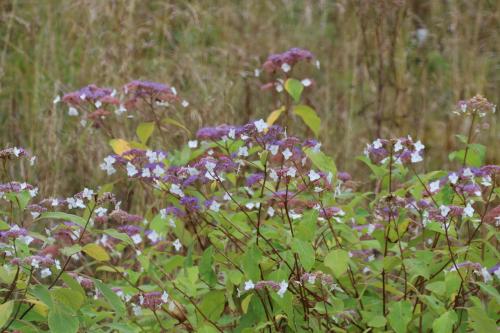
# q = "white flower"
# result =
<box><xmin>463</xmin><ymin>203</ymin><xmax>474</xmax><ymax>218</ymax></box>
<box><xmin>153</xmin><ymin>165</ymin><xmax>165</xmax><ymax>177</ymax></box>
<box><xmin>244</xmin><ymin>280</ymin><xmax>255</xmax><ymax>291</ymax></box>
<box><xmin>126</xmin><ymin>162</ymin><xmax>138</xmax><ymax>177</ymax></box>
<box><xmin>372</xmin><ymin>139</ymin><xmax>382</xmax><ymax>149</ymax></box>
<box><xmin>19</xmin><ymin>235</ymin><xmax>34</xmax><ymax>245</ymax></box>
<box><xmin>95</xmin><ymin>100</ymin><xmax>102</xmax><ymax>108</ymax></box>
<box><xmin>307</xmin><ymin>275</ymin><xmax>316</xmax><ymax>284</ymax></box>
<box><xmin>67</xmin><ymin>197</ymin><xmax>85</xmax><ymax>209</ymax></box>
<box><xmin>82</xmin><ymin>188</ymin><xmax>94</xmax><ymax>200</ymax></box>
<box><xmin>29</xmin><ymin>187</ymin><xmax>38</xmax><ymax>197</ymax></box>
<box><xmin>30</xmin><ymin>156</ymin><xmax>36</xmax><ymax>166</ymax></box>
<box><xmin>147</xmin><ymin>230</ymin><xmax>160</xmax><ymax>243</ymax></box>
<box><xmin>414</xmin><ymin>140</ymin><xmax>425</xmax><ymax>152</ymax></box>
<box><xmin>281</xmin><ymin>63</ymin><xmax>291</xmax><ymax>72</ymax></box>
<box><xmin>286</xmin><ymin>167</ymin><xmax>297</xmax><ymax>178</ymax></box>
<box><xmin>308</xmin><ymin>170</ymin><xmax>321</xmax><ymax>182</ymax></box>
<box><xmin>40</xmin><ymin>268</ymin><xmax>52</xmax><ymax>278</ymax></box>
<box><xmin>238</xmin><ymin>146</ymin><xmax>249</xmax><ymax>157</ymax></box>
<box><xmin>161</xmin><ymin>291</ymin><xmax>169</xmax><ymax>303</ymax></box>
<box><xmin>481</xmin><ymin>175</ymin><xmax>492</xmax><ymax>187</ymax></box>
<box><xmin>289</xmin><ymin>210</ymin><xmax>302</xmax><ymax>220</ymax></box>
<box><xmin>132</xmin><ymin>305</ymin><xmax>142</xmax><ymax>316</ymax></box>
<box><xmin>254</xmin><ymin>68</ymin><xmax>260</xmax><ymax>77</ymax></box>
<box><xmin>95</xmin><ymin>207</ymin><xmax>107</xmax><ymax>217</ymax></box>
<box><xmin>141</xmin><ymin>168</ymin><xmax>151</xmax><ymax>178</ymax></box>
<box><xmin>463</xmin><ymin>168</ymin><xmax>473</xmax><ymax>178</ymax></box>
<box><xmin>254</xmin><ymin>119</ymin><xmax>268</xmax><ymax>133</ymax></box>
<box><xmin>301</xmin><ymin>78</ymin><xmax>312</xmax><ymax>87</ymax></box>
<box><xmin>173</xmin><ymin>239</ymin><xmax>182</xmax><ymax>251</ymax></box>
<box><xmin>79</xmin><ymin>94</ymin><xmax>86</xmax><ymax>100</ymax></box>
<box><xmin>269</xmin><ymin>169</ymin><xmax>278</xmax><ymax>181</ymax></box>
<box><xmin>448</xmin><ymin>173</ymin><xmax>459</xmax><ymax>185</ymax></box>
<box><xmin>170</xmin><ymin>184</ymin><xmax>184</xmax><ymax>197</ymax></box>
<box><xmin>55</xmin><ymin>259</ymin><xmax>61</xmax><ymax>270</ymax></box>
<box><xmin>411</xmin><ymin>151</ymin><xmax>423</xmax><ymax>163</ymax></box>
<box><xmin>282</xmin><ymin>148</ymin><xmax>292</xmax><ymax>160</ymax></box>
<box><xmin>267</xmin><ymin>206</ymin><xmax>275</xmax><ymax>217</ymax></box>
<box><xmin>115</xmin><ymin>104</ymin><xmax>127</xmax><ymax>115</ymax></box>
<box><xmin>394</xmin><ymin>140</ymin><xmax>403</xmax><ymax>152</ymax></box>
<box><xmin>275</xmin><ymin>84</ymin><xmax>283</xmax><ymax>92</ymax></box>
<box><xmin>68</xmin><ymin>107</ymin><xmax>79</xmax><ymax>116</ymax></box>
<box><xmin>268</xmin><ymin>144</ymin><xmax>279</xmax><ymax>155</ymax></box>
<box><xmin>188</xmin><ymin>140</ymin><xmax>198</xmax><ymax>149</ymax></box>
<box><xmin>367</xmin><ymin>224</ymin><xmax>376</xmax><ymax>235</ymax></box>
<box><xmin>53</xmin><ymin>95</ymin><xmax>61</xmax><ymax>104</ymax></box>
<box><xmin>481</xmin><ymin>267</ymin><xmax>492</xmax><ymax>282</ymax></box>
<box><xmin>429</xmin><ymin>180</ymin><xmax>440</xmax><ymax>193</ymax></box>
<box><xmin>315</xmin><ymin>60</ymin><xmax>321</xmax><ymax>69</ymax></box>
<box><xmin>209</xmin><ymin>201</ymin><xmax>221</xmax><ymax>212</ymax></box>
<box><xmin>131</xmin><ymin>234</ymin><xmax>142</xmax><ymax>244</ymax></box>
<box><xmin>277</xmin><ymin>280</ymin><xmax>288</xmax><ymax>298</ymax></box>
<box><xmin>494</xmin><ymin>267</ymin><xmax>500</xmax><ymax>279</ymax></box>
<box><xmin>440</xmin><ymin>205</ymin><xmax>450</xmax><ymax>217</ymax></box>
<box><xmin>181</xmin><ymin>100</ymin><xmax>189</xmax><ymax>108</ymax></box>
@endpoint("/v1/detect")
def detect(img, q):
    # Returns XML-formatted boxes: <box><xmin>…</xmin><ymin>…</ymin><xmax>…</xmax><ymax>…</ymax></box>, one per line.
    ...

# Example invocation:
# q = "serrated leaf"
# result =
<box><xmin>48</xmin><ymin>301</ymin><xmax>79</xmax><ymax>333</ymax></box>
<box><xmin>82</xmin><ymin>243</ymin><xmax>110</xmax><ymax>261</ymax></box>
<box><xmin>293</xmin><ymin>105</ymin><xmax>321</xmax><ymax>137</ymax></box>
<box><xmin>136</xmin><ymin>122</ymin><xmax>155</xmax><ymax>144</ymax></box>
<box><xmin>324</xmin><ymin>249</ymin><xmax>349</xmax><ymax>277</ymax></box>
<box><xmin>432</xmin><ymin>310</ymin><xmax>457</xmax><ymax>333</ymax></box>
<box><xmin>94</xmin><ymin>279</ymin><xmax>126</xmax><ymax>317</ymax></box>
<box><xmin>284</xmin><ymin>79</ymin><xmax>304</xmax><ymax>102</ymax></box>
<box><xmin>0</xmin><ymin>301</ymin><xmax>14</xmax><ymax>328</ymax></box>
<box><xmin>266</xmin><ymin>106</ymin><xmax>285</xmax><ymax>127</ymax></box>
<box><xmin>388</xmin><ymin>300</ymin><xmax>412</xmax><ymax>333</ymax></box>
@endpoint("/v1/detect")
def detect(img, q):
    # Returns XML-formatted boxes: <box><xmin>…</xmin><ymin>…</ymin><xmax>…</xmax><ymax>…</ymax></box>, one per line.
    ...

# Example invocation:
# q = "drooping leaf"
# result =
<box><xmin>82</xmin><ymin>243</ymin><xmax>110</xmax><ymax>261</ymax></box>
<box><xmin>266</xmin><ymin>106</ymin><xmax>285</xmax><ymax>127</ymax></box>
<box><xmin>38</xmin><ymin>212</ymin><xmax>87</xmax><ymax>228</ymax></box>
<box><xmin>293</xmin><ymin>104</ymin><xmax>321</xmax><ymax>137</ymax></box>
<box><xmin>109</xmin><ymin>138</ymin><xmax>132</xmax><ymax>156</ymax></box>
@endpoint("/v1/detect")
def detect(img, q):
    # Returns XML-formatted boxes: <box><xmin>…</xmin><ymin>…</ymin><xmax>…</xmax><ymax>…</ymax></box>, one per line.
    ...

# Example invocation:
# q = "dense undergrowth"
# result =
<box><xmin>0</xmin><ymin>48</ymin><xmax>499</xmax><ymax>333</ymax></box>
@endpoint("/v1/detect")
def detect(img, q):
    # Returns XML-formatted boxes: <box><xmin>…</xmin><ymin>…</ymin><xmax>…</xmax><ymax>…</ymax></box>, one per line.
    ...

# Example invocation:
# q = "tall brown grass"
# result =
<box><xmin>0</xmin><ymin>0</ymin><xmax>498</xmax><ymax>197</ymax></box>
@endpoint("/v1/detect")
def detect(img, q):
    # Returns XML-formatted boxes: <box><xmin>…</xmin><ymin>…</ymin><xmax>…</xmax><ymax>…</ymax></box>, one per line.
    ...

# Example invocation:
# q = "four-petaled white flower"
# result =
<box><xmin>238</xmin><ymin>146</ymin><xmax>249</xmax><ymax>157</ymax></box>
<box><xmin>68</xmin><ymin>107</ymin><xmax>79</xmax><ymax>116</ymax></box>
<box><xmin>173</xmin><ymin>239</ymin><xmax>182</xmax><ymax>252</ymax></box>
<box><xmin>188</xmin><ymin>140</ymin><xmax>198</xmax><ymax>149</ymax></box>
<box><xmin>308</xmin><ymin>170</ymin><xmax>321</xmax><ymax>182</ymax></box>
<box><xmin>448</xmin><ymin>173</ymin><xmax>459</xmax><ymax>185</ymax></box>
<box><xmin>244</xmin><ymin>280</ymin><xmax>255</xmax><ymax>291</ymax></box>
<box><xmin>463</xmin><ymin>203</ymin><xmax>474</xmax><ymax>218</ymax></box>
<box><xmin>210</xmin><ymin>201</ymin><xmax>221</xmax><ymax>212</ymax></box>
<box><xmin>282</xmin><ymin>148</ymin><xmax>292</xmax><ymax>160</ymax></box>
<box><xmin>440</xmin><ymin>205</ymin><xmax>450</xmax><ymax>217</ymax></box>
<box><xmin>41</xmin><ymin>268</ymin><xmax>52</xmax><ymax>278</ymax></box>
<box><xmin>161</xmin><ymin>291</ymin><xmax>169</xmax><ymax>303</ymax></box>
<box><xmin>301</xmin><ymin>78</ymin><xmax>312</xmax><ymax>87</ymax></box>
<box><xmin>181</xmin><ymin>100</ymin><xmax>189</xmax><ymax>108</ymax></box>
<box><xmin>254</xmin><ymin>119</ymin><xmax>268</xmax><ymax>133</ymax></box>
<box><xmin>429</xmin><ymin>180</ymin><xmax>440</xmax><ymax>193</ymax></box>
<box><xmin>281</xmin><ymin>63</ymin><xmax>291</xmax><ymax>72</ymax></box>
<box><xmin>411</xmin><ymin>151</ymin><xmax>423</xmax><ymax>163</ymax></box>
<box><xmin>126</xmin><ymin>162</ymin><xmax>138</xmax><ymax>177</ymax></box>
<box><xmin>277</xmin><ymin>280</ymin><xmax>288</xmax><ymax>298</ymax></box>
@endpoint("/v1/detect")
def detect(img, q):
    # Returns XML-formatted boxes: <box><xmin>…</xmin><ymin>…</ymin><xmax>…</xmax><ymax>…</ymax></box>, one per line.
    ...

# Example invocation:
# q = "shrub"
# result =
<box><xmin>0</xmin><ymin>49</ymin><xmax>498</xmax><ymax>333</ymax></box>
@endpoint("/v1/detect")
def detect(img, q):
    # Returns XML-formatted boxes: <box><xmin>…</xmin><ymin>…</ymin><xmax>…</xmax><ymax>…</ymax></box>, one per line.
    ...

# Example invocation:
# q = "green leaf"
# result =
<box><xmin>468</xmin><ymin>305</ymin><xmax>497</xmax><ymax>332</ymax></box>
<box><xmin>38</xmin><ymin>212</ymin><xmax>87</xmax><ymax>228</ymax></box>
<box><xmin>162</xmin><ymin>117</ymin><xmax>191</xmax><ymax>134</ymax></box>
<box><xmin>432</xmin><ymin>310</ymin><xmax>457</xmax><ymax>333</ymax></box>
<box><xmin>60</xmin><ymin>244</ymin><xmax>82</xmax><ymax>257</ymax></box>
<box><xmin>82</xmin><ymin>243</ymin><xmax>110</xmax><ymax>261</ymax></box>
<box><xmin>200</xmin><ymin>246</ymin><xmax>217</xmax><ymax>287</ymax></box>
<box><xmin>102</xmin><ymin>229</ymin><xmax>134</xmax><ymax>246</ymax></box>
<box><xmin>61</xmin><ymin>273</ymin><xmax>85</xmax><ymax>297</ymax></box>
<box><xmin>304</xmin><ymin>147</ymin><xmax>337</xmax><ymax>182</ymax></box>
<box><xmin>198</xmin><ymin>290</ymin><xmax>226</xmax><ymax>321</ymax></box>
<box><xmin>367</xmin><ymin>315</ymin><xmax>387</xmax><ymax>328</ymax></box>
<box><xmin>324</xmin><ymin>249</ymin><xmax>349</xmax><ymax>277</ymax></box>
<box><xmin>388</xmin><ymin>300</ymin><xmax>412</xmax><ymax>333</ymax></box>
<box><xmin>295</xmin><ymin>210</ymin><xmax>318</xmax><ymax>242</ymax></box>
<box><xmin>0</xmin><ymin>220</ymin><xmax>9</xmax><ymax>230</ymax></box>
<box><xmin>293</xmin><ymin>105</ymin><xmax>321</xmax><ymax>137</ymax></box>
<box><xmin>136</xmin><ymin>122</ymin><xmax>155</xmax><ymax>144</ymax></box>
<box><xmin>291</xmin><ymin>239</ymin><xmax>315</xmax><ymax>271</ymax></box>
<box><xmin>48</xmin><ymin>302</ymin><xmax>79</xmax><ymax>333</ymax></box>
<box><xmin>242</xmin><ymin>244</ymin><xmax>262</xmax><ymax>280</ymax></box>
<box><xmin>51</xmin><ymin>288</ymin><xmax>84</xmax><ymax>311</ymax></box>
<box><xmin>284</xmin><ymin>79</ymin><xmax>304</xmax><ymax>102</ymax></box>
<box><xmin>94</xmin><ymin>280</ymin><xmax>126</xmax><ymax>317</ymax></box>
<box><xmin>0</xmin><ymin>301</ymin><xmax>14</xmax><ymax>328</ymax></box>
<box><xmin>241</xmin><ymin>294</ymin><xmax>253</xmax><ymax>314</ymax></box>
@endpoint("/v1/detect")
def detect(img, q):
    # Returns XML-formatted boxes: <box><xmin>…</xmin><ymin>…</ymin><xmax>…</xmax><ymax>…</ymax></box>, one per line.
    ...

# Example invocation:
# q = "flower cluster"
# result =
<box><xmin>364</xmin><ymin>136</ymin><xmax>425</xmax><ymax>164</ymax></box>
<box><xmin>456</xmin><ymin>94</ymin><xmax>496</xmax><ymax>117</ymax></box>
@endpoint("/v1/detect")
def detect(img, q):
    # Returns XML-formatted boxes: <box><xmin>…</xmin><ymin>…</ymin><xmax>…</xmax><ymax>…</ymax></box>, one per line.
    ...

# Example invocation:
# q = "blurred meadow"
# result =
<box><xmin>0</xmin><ymin>0</ymin><xmax>498</xmax><ymax>197</ymax></box>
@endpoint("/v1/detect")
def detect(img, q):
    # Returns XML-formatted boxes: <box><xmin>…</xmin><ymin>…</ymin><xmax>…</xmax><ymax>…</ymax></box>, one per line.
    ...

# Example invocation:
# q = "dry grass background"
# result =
<box><xmin>0</xmin><ymin>0</ymin><xmax>499</xmax><ymax>197</ymax></box>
